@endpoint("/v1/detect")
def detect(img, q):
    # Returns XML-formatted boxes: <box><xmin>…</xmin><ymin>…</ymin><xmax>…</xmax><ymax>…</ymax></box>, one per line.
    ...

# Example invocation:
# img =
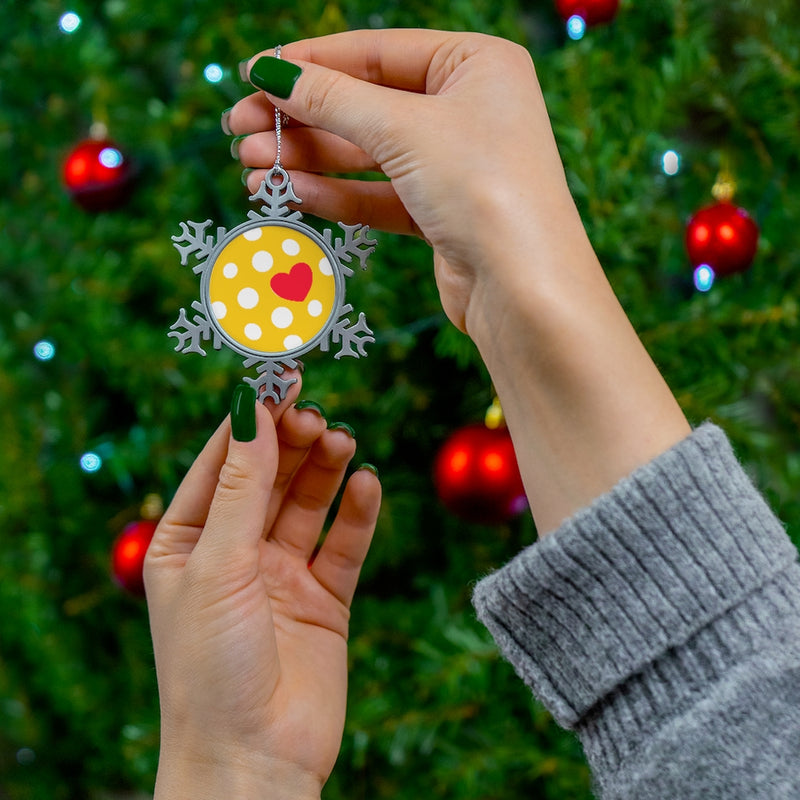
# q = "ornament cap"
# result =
<box><xmin>711</xmin><ymin>169</ymin><xmax>737</xmax><ymax>202</ymax></box>
<box><xmin>485</xmin><ymin>396</ymin><xmax>505</xmax><ymax>429</ymax></box>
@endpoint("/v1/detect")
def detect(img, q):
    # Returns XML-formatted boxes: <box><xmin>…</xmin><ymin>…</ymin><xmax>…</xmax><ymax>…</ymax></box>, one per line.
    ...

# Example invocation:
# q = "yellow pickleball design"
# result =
<box><xmin>208</xmin><ymin>225</ymin><xmax>336</xmax><ymax>355</ymax></box>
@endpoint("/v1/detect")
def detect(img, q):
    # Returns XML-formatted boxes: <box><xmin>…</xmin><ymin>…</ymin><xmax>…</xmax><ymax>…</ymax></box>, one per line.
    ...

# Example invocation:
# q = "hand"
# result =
<box><xmin>226</xmin><ymin>29</ymin><xmax>689</xmax><ymax>535</ymax></box>
<box><xmin>227</xmin><ymin>29</ymin><xmax>581</xmax><ymax>335</ymax></box>
<box><xmin>144</xmin><ymin>380</ymin><xmax>381</xmax><ymax>800</ymax></box>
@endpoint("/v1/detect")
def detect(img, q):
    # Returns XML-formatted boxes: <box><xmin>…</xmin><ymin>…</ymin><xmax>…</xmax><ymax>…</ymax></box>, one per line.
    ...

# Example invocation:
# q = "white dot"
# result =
<box><xmin>282</xmin><ymin>238</ymin><xmax>301</xmax><ymax>256</ymax></box>
<box><xmin>318</xmin><ymin>257</ymin><xmax>333</xmax><ymax>276</ymax></box>
<box><xmin>212</xmin><ymin>301</ymin><xmax>227</xmax><ymax>319</ymax></box>
<box><xmin>252</xmin><ymin>250</ymin><xmax>273</xmax><ymax>272</ymax></box>
<box><xmin>271</xmin><ymin>307</ymin><xmax>293</xmax><ymax>329</ymax></box>
<box><xmin>283</xmin><ymin>335</ymin><xmax>303</xmax><ymax>350</ymax></box>
<box><xmin>245</xmin><ymin>323</ymin><xmax>262</xmax><ymax>340</ymax></box>
<box><xmin>243</xmin><ymin>228</ymin><xmax>263</xmax><ymax>241</ymax></box>
<box><xmin>308</xmin><ymin>299</ymin><xmax>323</xmax><ymax>317</ymax></box>
<box><xmin>223</xmin><ymin>262</ymin><xmax>238</xmax><ymax>278</ymax></box>
<box><xmin>238</xmin><ymin>288</ymin><xmax>259</xmax><ymax>309</ymax></box>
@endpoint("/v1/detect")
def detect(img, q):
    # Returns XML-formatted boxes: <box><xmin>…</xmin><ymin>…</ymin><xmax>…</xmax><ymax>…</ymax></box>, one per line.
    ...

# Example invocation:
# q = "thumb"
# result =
<box><xmin>192</xmin><ymin>384</ymin><xmax>278</xmax><ymax>565</ymax></box>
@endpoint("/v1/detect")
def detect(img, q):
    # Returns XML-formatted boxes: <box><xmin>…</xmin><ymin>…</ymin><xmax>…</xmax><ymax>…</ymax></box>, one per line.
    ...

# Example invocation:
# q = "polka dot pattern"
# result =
<box><xmin>208</xmin><ymin>224</ymin><xmax>336</xmax><ymax>354</ymax></box>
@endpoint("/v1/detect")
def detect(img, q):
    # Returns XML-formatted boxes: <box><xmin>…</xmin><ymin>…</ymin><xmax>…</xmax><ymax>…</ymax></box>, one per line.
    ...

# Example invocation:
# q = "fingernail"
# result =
<box><xmin>357</xmin><ymin>463</ymin><xmax>379</xmax><ymax>478</ymax></box>
<box><xmin>295</xmin><ymin>399</ymin><xmax>326</xmax><ymax>418</ymax></box>
<box><xmin>328</xmin><ymin>421</ymin><xmax>356</xmax><ymax>438</ymax></box>
<box><xmin>240</xmin><ymin>167</ymin><xmax>255</xmax><ymax>187</ymax></box>
<box><xmin>221</xmin><ymin>107</ymin><xmax>233</xmax><ymax>135</ymax></box>
<box><xmin>295</xmin><ymin>359</ymin><xmax>306</xmax><ymax>374</ymax></box>
<box><xmin>231</xmin><ymin>384</ymin><xmax>257</xmax><ymax>442</ymax></box>
<box><xmin>230</xmin><ymin>134</ymin><xmax>248</xmax><ymax>160</ymax></box>
<box><xmin>238</xmin><ymin>59</ymin><xmax>251</xmax><ymax>82</ymax></box>
<box><xmin>249</xmin><ymin>56</ymin><xmax>302</xmax><ymax>99</ymax></box>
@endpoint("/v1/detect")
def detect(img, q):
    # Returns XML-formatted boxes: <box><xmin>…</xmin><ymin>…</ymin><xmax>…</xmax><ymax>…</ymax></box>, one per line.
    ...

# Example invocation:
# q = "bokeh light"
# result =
<box><xmin>203</xmin><ymin>63</ymin><xmax>224</xmax><ymax>83</ymax></box>
<box><xmin>98</xmin><ymin>147</ymin><xmax>123</xmax><ymax>168</ymax></box>
<box><xmin>80</xmin><ymin>452</ymin><xmax>103</xmax><ymax>473</ymax></box>
<box><xmin>661</xmin><ymin>149</ymin><xmax>680</xmax><ymax>176</ymax></box>
<box><xmin>58</xmin><ymin>12</ymin><xmax>81</xmax><ymax>33</ymax></box>
<box><xmin>693</xmin><ymin>264</ymin><xmax>715</xmax><ymax>292</ymax></box>
<box><xmin>567</xmin><ymin>15</ymin><xmax>587</xmax><ymax>40</ymax></box>
<box><xmin>33</xmin><ymin>340</ymin><xmax>56</xmax><ymax>361</ymax></box>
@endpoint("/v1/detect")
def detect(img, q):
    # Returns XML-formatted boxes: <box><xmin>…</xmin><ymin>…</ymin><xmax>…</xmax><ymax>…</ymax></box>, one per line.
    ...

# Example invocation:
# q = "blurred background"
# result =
<box><xmin>2</xmin><ymin>0</ymin><xmax>799</xmax><ymax>797</ymax></box>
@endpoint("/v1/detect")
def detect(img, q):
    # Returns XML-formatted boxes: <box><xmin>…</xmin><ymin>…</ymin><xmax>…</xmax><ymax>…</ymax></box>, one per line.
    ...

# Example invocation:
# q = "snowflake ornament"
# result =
<box><xmin>169</xmin><ymin>167</ymin><xmax>377</xmax><ymax>402</ymax></box>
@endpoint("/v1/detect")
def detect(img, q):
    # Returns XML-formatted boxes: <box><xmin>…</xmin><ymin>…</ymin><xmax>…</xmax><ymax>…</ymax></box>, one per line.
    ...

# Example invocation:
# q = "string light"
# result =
<box><xmin>203</xmin><ymin>63</ymin><xmax>224</xmax><ymax>83</ymax></box>
<box><xmin>98</xmin><ymin>147</ymin><xmax>124</xmax><ymax>168</ymax></box>
<box><xmin>80</xmin><ymin>452</ymin><xmax>103</xmax><ymax>473</ymax></box>
<box><xmin>661</xmin><ymin>149</ymin><xmax>681</xmax><ymax>176</ymax></box>
<box><xmin>566</xmin><ymin>15</ymin><xmax>587</xmax><ymax>40</ymax></box>
<box><xmin>33</xmin><ymin>340</ymin><xmax>56</xmax><ymax>361</ymax></box>
<box><xmin>693</xmin><ymin>264</ymin><xmax>715</xmax><ymax>292</ymax></box>
<box><xmin>58</xmin><ymin>12</ymin><xmax>81</xmax><ymax>33</ymax></box>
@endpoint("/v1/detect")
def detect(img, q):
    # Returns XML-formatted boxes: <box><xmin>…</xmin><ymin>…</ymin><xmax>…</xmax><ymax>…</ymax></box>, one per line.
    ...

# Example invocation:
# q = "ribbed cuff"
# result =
<box><xmin>472</xmin><ymin>423</ymin><xmax>798</xmax><ymax>731</ymax></box>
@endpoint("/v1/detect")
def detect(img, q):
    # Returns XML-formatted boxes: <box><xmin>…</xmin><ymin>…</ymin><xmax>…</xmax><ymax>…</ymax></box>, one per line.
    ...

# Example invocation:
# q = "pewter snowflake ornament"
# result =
<box><xmin>169</xmin><ymin>167</ymin><xmax>377</xmax><ymax>402</ymax></box>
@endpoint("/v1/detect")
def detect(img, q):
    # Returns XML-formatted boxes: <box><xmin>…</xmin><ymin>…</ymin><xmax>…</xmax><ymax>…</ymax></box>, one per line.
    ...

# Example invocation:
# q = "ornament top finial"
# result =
<box><xmin>712</xmin><ymin>166</ymin><xmax>737</xmax><ymax>202</ymax></box>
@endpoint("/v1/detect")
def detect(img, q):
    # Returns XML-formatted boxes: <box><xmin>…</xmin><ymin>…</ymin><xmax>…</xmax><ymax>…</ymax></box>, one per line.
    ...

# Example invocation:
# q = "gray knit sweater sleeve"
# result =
<box><xmin>472</xmin><ymin>423</ymin><xmax>800</xmax><ymax>798</ymax></box>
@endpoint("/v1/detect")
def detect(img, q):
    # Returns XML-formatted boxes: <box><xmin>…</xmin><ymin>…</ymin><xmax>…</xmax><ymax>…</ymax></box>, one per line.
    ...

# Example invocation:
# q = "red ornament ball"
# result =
<box><xmin>685</xmin><ymin>201</ymin><xmax>759</xmax><ymax>277</ymax></box>
<box><xmin>434</xmin><ymin>424</ymin><xmax>528</xmax><ymax>525</ymax></box>
<box><xmin>111</xmin><ymin>520</ymin><xmax>157</xmax><ymax>596</ymax></box>
<box><xmin>63</xmin><ymin>138</ymin><xmax>132</xmax><ymax>211</ymax></box>
<box><xmin>555</xmin><ymin>0</ymin><xmax>620</xmax><ymax>26</ymax></box>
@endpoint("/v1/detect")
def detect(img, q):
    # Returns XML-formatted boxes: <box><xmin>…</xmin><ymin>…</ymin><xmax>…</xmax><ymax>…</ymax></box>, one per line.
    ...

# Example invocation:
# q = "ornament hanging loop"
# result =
<box><xmin>267</xmin><ymin>165</ymin><xmax>290</xmax><ymax>189</ymax></box>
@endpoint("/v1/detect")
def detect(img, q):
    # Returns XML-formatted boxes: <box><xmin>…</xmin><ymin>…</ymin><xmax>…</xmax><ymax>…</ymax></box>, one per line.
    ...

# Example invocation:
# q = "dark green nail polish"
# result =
<box><xmin>249</xmin><ymin>56</ymin><xmax>302</xmax><ymax>99</ymax></box>
<box><xmin>295</xmin><ymin>399</ymin><xmax>326</xmax><ymax>418</ymax></box>
<box><xmin>240</xmin><ymin>168</ymin><xmax>255</xmax><ymax>187</ymax></box>
<box><xmin>220</xmin><ymin>107</ymin><xmax>233</xmax><ymax>136</ymax></box>
<box><xmin>357</xmin><ymin>463</ymin><xmax>379</xmax><ymax>478</ymax></box>
<box><xmin>328</xmin><ymin>421</ymin><xmax>356</xmax><ymax>438</ymax></box>
<box><xmin>231</xmin><ymin>384</ymin><xmax>257</xmax><ymax>442</ymax></box>
<box><xmin>230</xmin><ymin>134</ymin><xmax>248</xmax><ymax>160</ymax></box>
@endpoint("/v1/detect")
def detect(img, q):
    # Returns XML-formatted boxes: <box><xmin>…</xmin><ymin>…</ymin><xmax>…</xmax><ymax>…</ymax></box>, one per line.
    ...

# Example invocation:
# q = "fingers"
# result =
<box><xmin>237</xmin><ymin>36</ymin><xmax>431</xmax><ymax>163</ymax></box>
<box><xmin>275</xmin><ymin>29</ymin><xmax>473</xmax><ymax>92</ymax></box>
<box><xmin>267</xmin><ymin>426</ymin><xmax>357</xmax><ymax>560</ymax></box>
<box><xmin>261</xmin><ymin>402</ymin><xmax>328</xmax><ymax>537</ymax></box>
<box><xmin>243</xmin><ymin>170</ymin><xmax>419</xmax><ymax>234</ymax></box>
<box><xmin>237</xmin><ymin>128</ymin><xmax>379</xmax><ymax>174</ymax></box>
<box><xmin>147</xmin><ymin>380</ymin><xmax>300</xmax><ymax>560</ymax></box>
<box><xmin>311</xmin><ymin>468</ymin><xmax>381</xmax><ymax>608</ymax></box>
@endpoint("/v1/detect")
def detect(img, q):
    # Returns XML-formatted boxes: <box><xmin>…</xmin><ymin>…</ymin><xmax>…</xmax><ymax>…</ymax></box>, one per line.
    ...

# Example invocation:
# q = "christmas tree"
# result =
<box><xmin>2</xmin><ymin>0</ymin><xmax>798</xmax><ymax>797</ymax></box>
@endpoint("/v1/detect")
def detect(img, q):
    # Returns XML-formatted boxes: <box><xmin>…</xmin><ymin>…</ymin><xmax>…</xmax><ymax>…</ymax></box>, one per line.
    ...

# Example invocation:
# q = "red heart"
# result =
<box><xmin>270</xmin><ymin>262</ymin><xmax>312</xmax><ymax>302</ymax></box>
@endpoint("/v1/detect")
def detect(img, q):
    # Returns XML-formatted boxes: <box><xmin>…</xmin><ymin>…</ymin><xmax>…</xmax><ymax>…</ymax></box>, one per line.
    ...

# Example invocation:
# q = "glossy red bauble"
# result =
<box><xmin>63</xmin><ymin>138</ymin><xmax>132</xmax><ymax>211</ymax></box>
<box><xmin>555</xmin><ymin>0</ymin><xmax>620</xmax><ymax>25</ymax></box>
<box><xmin>685</xmin><ymin>201</ymin><xmax>759</xmax><ymax>277</ymax></box>
<box><xmin>111</xmin><ymin>520</ymin><xmax>157</xmax><ymax>596</ymax></box>
<box><xmin>434</xmin><ymin>424</ymin><xmax>528</xmax><ymax>525</ymax></box>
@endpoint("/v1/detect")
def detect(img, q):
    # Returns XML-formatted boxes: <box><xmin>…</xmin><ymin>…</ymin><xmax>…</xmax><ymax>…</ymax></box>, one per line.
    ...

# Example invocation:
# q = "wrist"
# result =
<box><xmin>462</xmin><ymin>204</ymin><xmax>689</xmax><ymax>534</ymax></box>
<box><xmin>154</xmin><ymin>745</ymin><xmax>323</xmax><ymax>800</ymax></box>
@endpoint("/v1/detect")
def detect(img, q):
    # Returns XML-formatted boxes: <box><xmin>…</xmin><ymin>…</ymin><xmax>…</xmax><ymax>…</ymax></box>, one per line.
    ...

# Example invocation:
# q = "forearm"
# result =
<box><xmin>465</xmin><ymin>195</ymin><xmax>690</xmax><ymax>534</ymax></box>
<box><xmin>473</xmin><ymin>423</ymin><xmax>800</xmax><ymax>797</ymax></box>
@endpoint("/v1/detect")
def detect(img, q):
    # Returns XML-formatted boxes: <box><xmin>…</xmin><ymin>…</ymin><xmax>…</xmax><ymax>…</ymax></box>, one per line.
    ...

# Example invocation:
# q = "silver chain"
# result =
<box><xmin>273</xmin><ymin>45</ymin><xmax>283</xmax><ymax>171</ymax></box>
